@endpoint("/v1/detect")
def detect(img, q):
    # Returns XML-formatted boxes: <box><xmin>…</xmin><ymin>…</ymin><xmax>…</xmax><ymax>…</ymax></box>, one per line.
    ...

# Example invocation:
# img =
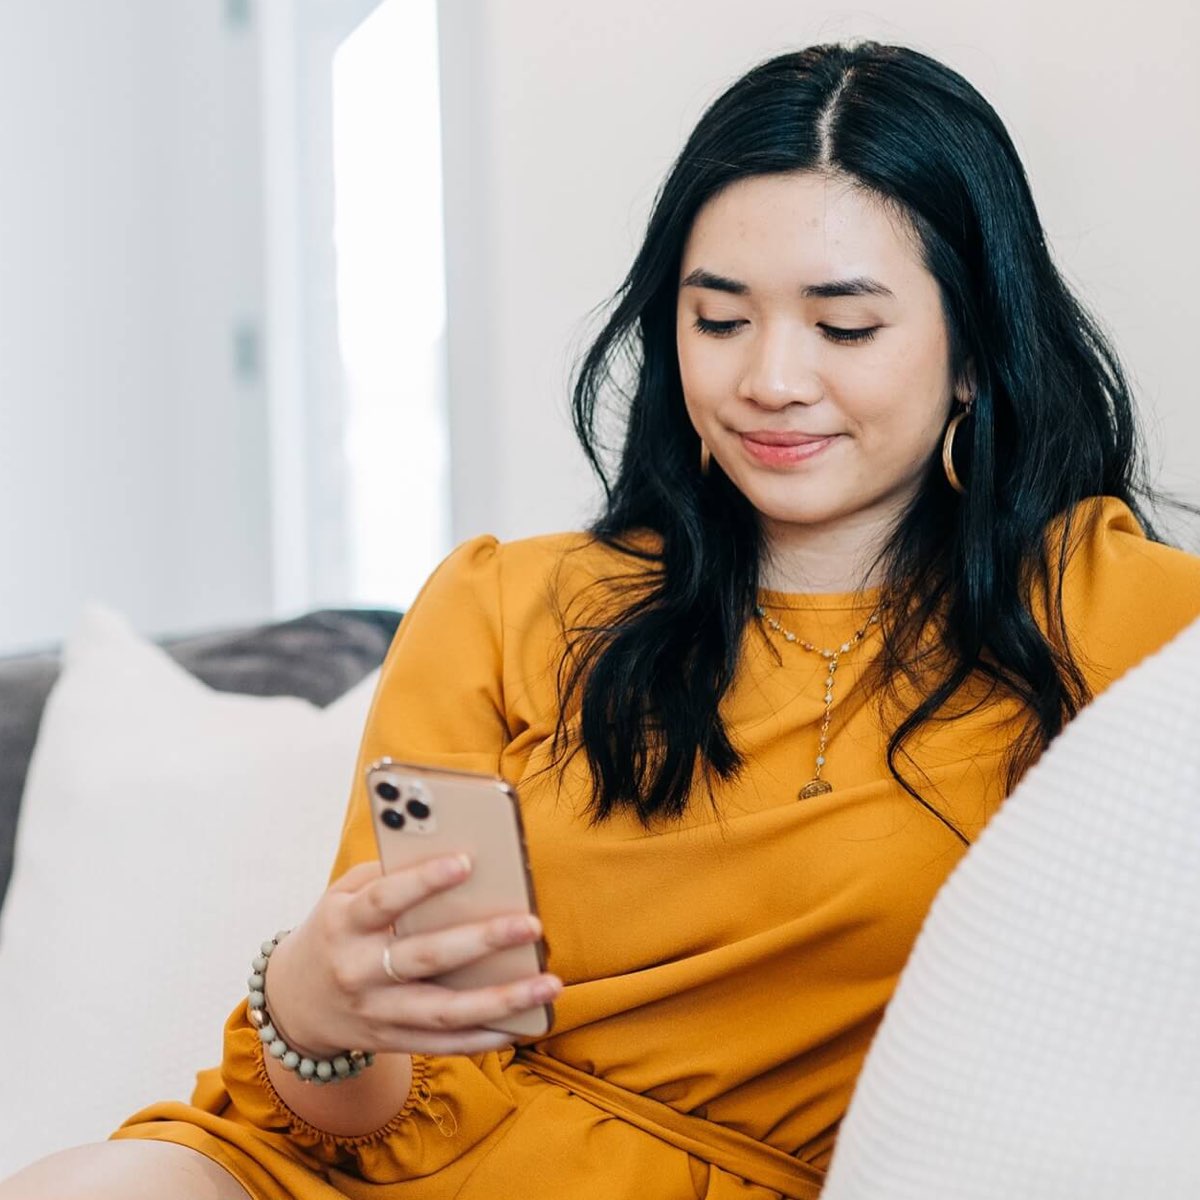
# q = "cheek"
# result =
<box><xmin>846</xmin><ymin>337</ymin><xmax>952</xmax><ymax>444</ymax></box>
<box><xmin>677</xmin><ymin>337</ymin><xmax>732</xmax><ymax>417</ymax></box>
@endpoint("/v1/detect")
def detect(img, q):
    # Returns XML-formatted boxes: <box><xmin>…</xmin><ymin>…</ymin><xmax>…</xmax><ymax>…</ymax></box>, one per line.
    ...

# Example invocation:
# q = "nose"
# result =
<box><xmin>736</xmin><ymin>322</ymin><xmax>823</xmax><ymax>410</ymax></box>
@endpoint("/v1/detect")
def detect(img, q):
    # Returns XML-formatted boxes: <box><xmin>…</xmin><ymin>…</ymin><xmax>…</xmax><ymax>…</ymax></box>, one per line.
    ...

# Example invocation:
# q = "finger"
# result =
<box><xmin>385</xmin><ymin>913</ymin><xmax>543</xmax><ymax>982</ymax></box>
<box><xmin>377</xmin><ymin>1027</ymin><xmax>517</xmax><ymax>1056</ymax></box>
<box><xmin>328</xmin><ymin>860</ymin><xmax>384</xmax><ymax>894</ymax></box>
<box><xmin>378</xmin><ymin>974</ymin><xmax>562</xmax><ymax>1033</ymax></box>
<box><xmin>343</xmin><ymin>853</ymin><xmax>472</xmax><ymax>934</ymax></box>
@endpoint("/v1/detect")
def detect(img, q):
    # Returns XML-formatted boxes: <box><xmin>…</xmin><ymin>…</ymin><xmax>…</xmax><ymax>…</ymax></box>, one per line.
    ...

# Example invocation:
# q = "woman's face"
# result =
<box><xmin>676</xmin><ymin>171</ymin><xmax>963</xmax><ymax>548</ymax></box>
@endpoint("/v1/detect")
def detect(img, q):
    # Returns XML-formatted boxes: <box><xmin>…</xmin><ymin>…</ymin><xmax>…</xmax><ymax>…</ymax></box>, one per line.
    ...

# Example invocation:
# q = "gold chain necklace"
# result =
<box><xmin>754</xmin><ymin>604</ymin><xmax>880</xmax><ymax>800</ymax></box>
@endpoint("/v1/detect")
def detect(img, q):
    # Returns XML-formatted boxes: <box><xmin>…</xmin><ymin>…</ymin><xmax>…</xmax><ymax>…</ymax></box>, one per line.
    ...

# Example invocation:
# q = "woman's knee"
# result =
<box><xmin>0</xmin><ymin>1140</ymin><xmax>251</xmax><ymax>1200</ymax></box>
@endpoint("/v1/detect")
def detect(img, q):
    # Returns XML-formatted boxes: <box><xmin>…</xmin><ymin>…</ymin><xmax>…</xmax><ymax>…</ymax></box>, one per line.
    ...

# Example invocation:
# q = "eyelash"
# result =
<box><xmin>692</xmin><ymin>316</ymin><xmax>880</xmax><ymax>345</ymax></box>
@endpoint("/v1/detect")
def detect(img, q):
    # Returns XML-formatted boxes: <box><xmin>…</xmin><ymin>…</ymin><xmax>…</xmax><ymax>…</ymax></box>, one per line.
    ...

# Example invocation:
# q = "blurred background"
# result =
<box><xmin>0</xmin><ymin>0</ymin><xmax>1196</xmax><ymax>655</ymax></box>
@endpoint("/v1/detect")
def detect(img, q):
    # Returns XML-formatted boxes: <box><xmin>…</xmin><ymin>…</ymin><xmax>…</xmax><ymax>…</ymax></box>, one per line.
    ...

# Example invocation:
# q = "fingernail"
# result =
<box><xmin>530</xmin><ymin>976</ymin><xmax>562</xmax><ymax>1002</ymax></box>
<box><xmin>502</xmin><ymin>914</ymin><xmax>540</xmax><ymax>940</ymax></box>
<box><xmin>435</xmin><ymin>854</ymin><xmax>470</xmax><ymax>882</ymax></box>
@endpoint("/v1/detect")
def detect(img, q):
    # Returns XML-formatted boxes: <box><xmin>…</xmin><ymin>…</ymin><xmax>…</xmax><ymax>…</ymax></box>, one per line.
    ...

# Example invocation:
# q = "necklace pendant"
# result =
<box><xmin>799</xmin><ymin>778</ymin><xmax>833</xmax><ymax>800</ymax></box>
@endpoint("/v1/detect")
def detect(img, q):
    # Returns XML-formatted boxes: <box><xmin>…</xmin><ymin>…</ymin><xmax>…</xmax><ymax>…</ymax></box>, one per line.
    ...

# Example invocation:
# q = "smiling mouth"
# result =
<box><xmin>738</xmin><ymin>432</ymin><xmax>841</xmax><ymax>466</ymax></box>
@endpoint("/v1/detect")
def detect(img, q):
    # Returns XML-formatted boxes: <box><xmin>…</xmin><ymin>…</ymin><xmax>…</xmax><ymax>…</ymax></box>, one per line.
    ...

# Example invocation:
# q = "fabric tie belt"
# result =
<box><xmin>516</xmin><ymin>1050</ymin><xmax>826</xmax><ymax>1199</ymax></box>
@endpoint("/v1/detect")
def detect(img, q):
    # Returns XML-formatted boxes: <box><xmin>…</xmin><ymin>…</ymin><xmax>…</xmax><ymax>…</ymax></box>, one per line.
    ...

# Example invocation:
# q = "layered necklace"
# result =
<box><xmin>754</xmin><ymin>604</ymin><xmax>880</xmax><ymax>800</ymax></box>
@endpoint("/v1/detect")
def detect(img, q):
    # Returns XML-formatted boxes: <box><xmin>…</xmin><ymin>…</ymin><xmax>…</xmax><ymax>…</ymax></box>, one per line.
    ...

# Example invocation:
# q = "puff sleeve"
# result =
<box><xmin>175</xmin><ymin>536</ymin><xmax>523</xmax><ymax>1183</ymax></box>
<box><xmin>1056</xmin><ymin>497</ymin><xmax>1200</xmax><ymax>694</ymax></box>
<box><xmin>328</xmin><ymin>534</ymin><xmax>512</xmax><ymax>882</ymax></box>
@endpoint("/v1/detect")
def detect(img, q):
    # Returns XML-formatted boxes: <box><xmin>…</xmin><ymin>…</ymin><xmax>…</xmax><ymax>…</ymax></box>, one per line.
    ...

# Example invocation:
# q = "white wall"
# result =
<box><xmin>438</xmin><ymin>0</ymin><xmax>1200</xmax><ymax>544</ymax></box>
<box><xmin>0</xmin><ymin>1</ymin><xmax>270</xmax><ymax>654</ymax></box>
<box><xmin>1</xmin><ymin>3</ymin><xmax>1194</xmax><ymax>656</ymax></box>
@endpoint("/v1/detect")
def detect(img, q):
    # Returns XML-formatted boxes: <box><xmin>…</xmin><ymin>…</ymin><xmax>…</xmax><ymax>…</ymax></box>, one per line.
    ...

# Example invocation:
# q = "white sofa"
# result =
<box><xmin>3</xmin><ymin>603</ymin><xmax>1198</xmax><ymax>1196</ymax></box>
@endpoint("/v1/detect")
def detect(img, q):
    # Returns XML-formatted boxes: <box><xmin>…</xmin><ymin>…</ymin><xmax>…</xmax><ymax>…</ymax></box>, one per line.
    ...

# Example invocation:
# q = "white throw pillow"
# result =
<box><xmin>823</xmin><ymin>613</ymin><xmax>1200</xmax><ymax>1199</ymax></box>
<box><xmin>0</xmin><ymin>605</ymin><xmax>378</xmax><ymax>1175</ymax></box>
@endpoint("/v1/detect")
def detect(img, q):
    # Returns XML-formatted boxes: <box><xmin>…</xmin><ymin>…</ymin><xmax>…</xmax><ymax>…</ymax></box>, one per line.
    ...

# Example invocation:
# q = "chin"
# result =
<box><xmin>733</xmin><ymin>479</ymin><xmax>856</xmax><ymax>529</ymax></box>
<box><xmin>727</xmin><ymin>462</ymin><xmax>920</xmax><ymax>534</ymax></box>
<box><xmin>757</xmin><ymin>501</ymin><xmax>857</xmax><ymax>529</ymax></box>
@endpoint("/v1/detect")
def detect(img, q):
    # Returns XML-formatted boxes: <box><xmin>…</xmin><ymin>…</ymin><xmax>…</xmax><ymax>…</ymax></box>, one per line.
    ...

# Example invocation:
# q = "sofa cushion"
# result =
<box><xmin>0</xmin><ymin>604</ymin><xmax>385</xmax><ymax>1173</ymax></box>
<box><xmin>0</xmin><ymin>607</ymin><xmax>400</xmax><ymax>912</ymax></box>
<box><xmin>0</xmin><ymin>653</ymin><xmax>59</xmax><ymax>914</ymax></box>
<box><xmin>822</xmin><ymin>613</ymin><xmax>1200</xmax><ymax>1198</ymax></box>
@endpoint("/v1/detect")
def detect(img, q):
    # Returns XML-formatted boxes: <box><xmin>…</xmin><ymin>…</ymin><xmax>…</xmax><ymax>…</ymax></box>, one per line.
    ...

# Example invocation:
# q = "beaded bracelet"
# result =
<box><xmin>247</xmin><ymin>930</ymin><xmax>375</xmax><ymax>1084</ymax></box>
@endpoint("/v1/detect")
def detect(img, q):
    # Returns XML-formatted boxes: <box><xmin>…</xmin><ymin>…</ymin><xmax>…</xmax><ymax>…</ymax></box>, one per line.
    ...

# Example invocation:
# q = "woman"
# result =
<box><xmin>6</xmin><ymin>40</ymin><xmax>1199</xmax><ymax>1200</ymax></box>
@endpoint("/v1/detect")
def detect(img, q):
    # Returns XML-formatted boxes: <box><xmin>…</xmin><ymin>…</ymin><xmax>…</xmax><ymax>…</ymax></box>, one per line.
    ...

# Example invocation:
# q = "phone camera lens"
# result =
<box><xmin>375</xmin><ymin>781</ymin><xmax>400</xmax><ymax>802</ymax></box>
<box><xmin>405</xmin><ymin>798</ymin><xmax>431</xmax><ymax>820</ymax></box>
<box><xmin>381</xmin><ymin>808</ymin><xmax>406</xmax><ymax>830</ymax></box>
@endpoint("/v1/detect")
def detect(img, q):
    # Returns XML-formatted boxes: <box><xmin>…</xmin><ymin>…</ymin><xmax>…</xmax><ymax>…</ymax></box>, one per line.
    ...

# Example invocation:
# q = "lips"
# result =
<box><xmin>739</xmin><ymin>430</ymin><xmax>837</xmax><ymax>445</ymax></box>
<box><xmin>738</xmin><ymin>430</ymin><xmax>841</xmax><ymax>467</ymax></box>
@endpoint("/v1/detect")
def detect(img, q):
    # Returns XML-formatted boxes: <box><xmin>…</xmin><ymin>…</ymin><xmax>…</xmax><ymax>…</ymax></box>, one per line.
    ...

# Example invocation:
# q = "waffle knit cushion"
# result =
<box><xmin>823</xmin><ymin>614</ymin><xmax>1200</xmax><ymax>1199</ymax></box>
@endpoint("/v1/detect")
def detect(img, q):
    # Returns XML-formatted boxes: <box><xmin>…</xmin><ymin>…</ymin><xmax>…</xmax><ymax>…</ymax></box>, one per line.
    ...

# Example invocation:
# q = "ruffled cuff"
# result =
<box><xmin>218</xmin><ymin>1000</ymin><xmax>518</xmax><ymax>1182</ymax></box>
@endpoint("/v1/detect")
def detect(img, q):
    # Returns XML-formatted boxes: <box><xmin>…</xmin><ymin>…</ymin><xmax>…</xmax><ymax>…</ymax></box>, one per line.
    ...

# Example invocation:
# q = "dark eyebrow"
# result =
<box><xmin>801</xmin><ymin>277</ymin><xmax>895</xmax><ymax>299</ymax></box>
<box><xmin>679</xmin><ymin>267</ymin><xmax>895</xmax><ymax>301</ymax></box>
<box><xmin>679</xmin><ymin>268</ymin><xmax>748</xmax><ymax>295</ymax></box>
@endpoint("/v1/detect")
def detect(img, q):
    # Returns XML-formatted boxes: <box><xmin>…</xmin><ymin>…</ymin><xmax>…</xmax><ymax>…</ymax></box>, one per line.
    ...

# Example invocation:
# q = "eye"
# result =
<box><xmin>693</xmin><ymin>316</ymin><xmax>746</xmax><ymax>338</ymax></box>
<box><xmin>819</xmin><ymin>324</ymin><xmax>880</xmax><ymax>345</ymax></box>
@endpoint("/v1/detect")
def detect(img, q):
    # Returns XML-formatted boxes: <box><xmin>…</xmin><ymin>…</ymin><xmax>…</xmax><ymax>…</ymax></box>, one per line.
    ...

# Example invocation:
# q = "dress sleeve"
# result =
<box><xmin>1058</xmin><ymin>497</ymin><xmax>1200</xmax><ymax>694</ymax></box>
<box><xmin>328</xmin><ymin>533</ymin><xmax>512</xmax><ymax>883</ymax></box>
<box><xmin>210</xmin><ymin>535</ymin><xmax>522</xmax><ymax>1181</ymax></box>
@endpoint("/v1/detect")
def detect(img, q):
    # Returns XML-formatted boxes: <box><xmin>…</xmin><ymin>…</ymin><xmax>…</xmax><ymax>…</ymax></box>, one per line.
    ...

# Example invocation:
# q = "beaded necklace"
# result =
<box><xmin>754</xmin><ymin>604</ymin><xmax>880</xmax><ymax>800</ymax></box>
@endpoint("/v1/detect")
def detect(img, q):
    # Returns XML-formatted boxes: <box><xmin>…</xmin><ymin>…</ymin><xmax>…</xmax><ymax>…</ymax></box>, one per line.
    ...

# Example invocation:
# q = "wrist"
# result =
<box><xmin>249</xmin><ymin>930</ymin><xmax>373</xmax><ymax>1083</ymax></box>
<box><xmin>254</xmin><ymin>932</ymin><xmax>343</xmax><ymax>1060</ymax></box>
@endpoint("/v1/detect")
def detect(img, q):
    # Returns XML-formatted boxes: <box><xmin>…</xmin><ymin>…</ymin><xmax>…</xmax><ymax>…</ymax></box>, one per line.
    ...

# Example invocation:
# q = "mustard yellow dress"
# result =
<box><xmin>114</xmin><ymin>497</ymin><xmax>1200</xmax><ymax>1199</ymax></box>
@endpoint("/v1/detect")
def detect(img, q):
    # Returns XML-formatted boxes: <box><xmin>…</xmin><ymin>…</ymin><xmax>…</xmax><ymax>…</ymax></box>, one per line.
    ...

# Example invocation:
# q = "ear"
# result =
<box><xmin>955</xmin><ymin>357</ymin><xmax>978</xmax><ymax>405</ymax></box>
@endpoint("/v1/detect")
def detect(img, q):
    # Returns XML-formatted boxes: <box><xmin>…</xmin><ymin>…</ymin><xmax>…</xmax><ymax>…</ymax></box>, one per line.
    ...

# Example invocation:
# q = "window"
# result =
<box><xmin>333</xmin><ymin>0</ymin><xmax>450</xmax><ymax>607</ymax></box>
<box><xmin>262</xmin><ymin>0</ymin><xmax>449</xmax><ymax>615</ymax></box>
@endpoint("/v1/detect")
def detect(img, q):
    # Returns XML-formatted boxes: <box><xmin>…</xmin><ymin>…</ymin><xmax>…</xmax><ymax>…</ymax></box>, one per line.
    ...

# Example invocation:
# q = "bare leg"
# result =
<box><xmin>0</xmin><ymin>1141</ymin><xmax>252</xmax><ymax>1200</ymax></box>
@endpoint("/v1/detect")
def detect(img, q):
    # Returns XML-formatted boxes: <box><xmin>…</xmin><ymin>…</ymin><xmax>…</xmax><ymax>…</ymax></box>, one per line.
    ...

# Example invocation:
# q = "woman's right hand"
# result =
<box><xmin>261</xmin><ymin>855</ymin><xmax>563</xmax><ymax>1059</ymax></box>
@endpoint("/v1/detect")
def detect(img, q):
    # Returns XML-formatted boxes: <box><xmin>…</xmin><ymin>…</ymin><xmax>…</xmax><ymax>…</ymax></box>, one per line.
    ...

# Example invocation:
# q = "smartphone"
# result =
<box><xmin>365</xmin><ymin>758</ymin><xmax>552</xmax><ymax>1039</ymax></box>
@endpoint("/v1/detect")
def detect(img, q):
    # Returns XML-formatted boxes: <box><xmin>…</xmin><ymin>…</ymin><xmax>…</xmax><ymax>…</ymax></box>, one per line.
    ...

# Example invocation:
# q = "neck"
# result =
<box><xmin>758</xmin><ymin>507</ymin><xmax>895</xmax><ymax>595</ymax></box>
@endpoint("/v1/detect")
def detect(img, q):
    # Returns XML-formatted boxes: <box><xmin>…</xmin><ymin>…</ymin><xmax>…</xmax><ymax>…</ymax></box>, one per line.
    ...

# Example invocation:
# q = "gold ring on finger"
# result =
<box><xmin>381</xmin><ymin>941</ymin><xmax>410</xmax><ymax>985</ymax></box>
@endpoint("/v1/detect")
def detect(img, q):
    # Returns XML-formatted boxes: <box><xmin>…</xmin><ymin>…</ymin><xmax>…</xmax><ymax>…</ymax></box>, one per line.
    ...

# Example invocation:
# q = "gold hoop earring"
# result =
<box><xmin>942</xmin><ymin>403</ymin><xmax>972</xmax><ymax>495</ymax></box>
<box><xmin>699</xmin><ymin>440</ymin><xmax>712</xmax><ymax>477</ymax></box>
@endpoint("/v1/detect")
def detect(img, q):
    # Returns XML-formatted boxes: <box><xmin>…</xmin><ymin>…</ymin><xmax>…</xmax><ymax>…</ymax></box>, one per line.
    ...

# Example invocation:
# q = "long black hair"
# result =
<box><xmin>558</xmin><ymin>41</ymin><xmax>1155</xmax><ymax>841</ymax></box>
